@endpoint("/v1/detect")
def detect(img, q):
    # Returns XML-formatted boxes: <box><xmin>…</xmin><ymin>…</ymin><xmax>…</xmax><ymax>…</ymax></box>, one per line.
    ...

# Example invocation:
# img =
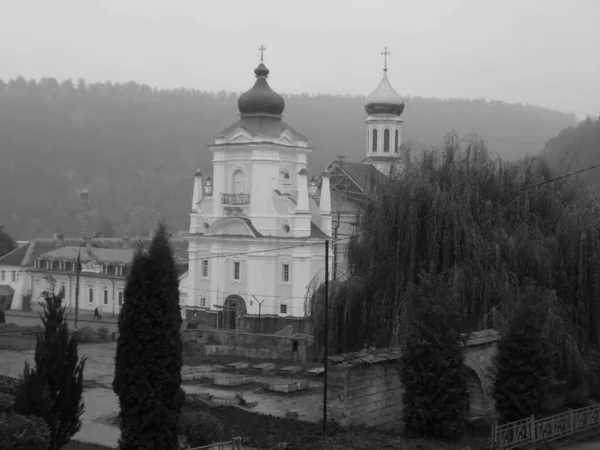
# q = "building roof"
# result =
<box><xmin>329</xmin><ymin>161</ymin><xmax>389</xmax><ymax>198</ymax></box>
<box><xmin>0</xmin><ymin>237</ymin><xmax>189</xmax><ymax>268</ymax></box>
<box><xmin>215</xmin><ymin>116</ymin><xmax>308</xmax><ymax>143</ymax></box>
<box><xmin>0</xmin><ymin>244</ymin><xmax>29</xmax><ymax>267</ymax></box>
<box><xmin>310</xmin><ymin>189</ymin><xmax>359</xmax><ymax>215</ymax></box>
<box><xmin>237</xmin><ymin>63</ymin><xmax>285</xmax><ymax>117</ymax></box>
<box><xmin>40</xmin><ymin>247</ymin><xmax>136</xmax><ymax>264</ymax></box>
<box><xmin>365</xmin><ymin>70</ymin><xmax>404</xmax><ymax>116</ymax></box>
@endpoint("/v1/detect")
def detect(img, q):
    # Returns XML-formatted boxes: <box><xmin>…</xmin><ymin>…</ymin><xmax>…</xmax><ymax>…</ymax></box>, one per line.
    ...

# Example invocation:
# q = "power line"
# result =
<box><xmin>331</xmin><ymin>162</ymin><xmax>600</xmax><ymax>246</ymax></box>
<box><xmin>182</xmin><ymin>162</ymin><xmax>600</xmax><ymax>263</ymax></box>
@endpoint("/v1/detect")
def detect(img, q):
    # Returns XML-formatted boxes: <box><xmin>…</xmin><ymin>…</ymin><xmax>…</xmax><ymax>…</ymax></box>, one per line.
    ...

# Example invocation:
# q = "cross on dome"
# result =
<box><xmin>381</xmin><ymin>47</ymin><xmax>391</xmax><ymax>72</ymax></box>
<box><xmin>259</xmin><ymin>45</ymin><xmax>266</xmax><ymax>62</ymax></box>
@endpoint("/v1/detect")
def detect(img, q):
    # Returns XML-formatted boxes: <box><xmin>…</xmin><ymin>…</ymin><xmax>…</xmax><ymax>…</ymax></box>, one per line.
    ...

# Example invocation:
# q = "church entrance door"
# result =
<box><xmin>221</xmin><ymin>294</ymin><xmax>247</xmax><ymax>330</ymax></box>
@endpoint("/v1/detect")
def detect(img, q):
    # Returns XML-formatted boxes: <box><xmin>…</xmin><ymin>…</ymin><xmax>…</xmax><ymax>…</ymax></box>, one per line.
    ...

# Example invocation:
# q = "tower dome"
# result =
<box><xmin>238</xmin><ymin>63</ymin><xmax>285</xmax><ymax>117</ymax></box>
<box><xmin>365</xmin><ymin>70</ymin><xmax>404</xmax><ymax>116</ymax></box>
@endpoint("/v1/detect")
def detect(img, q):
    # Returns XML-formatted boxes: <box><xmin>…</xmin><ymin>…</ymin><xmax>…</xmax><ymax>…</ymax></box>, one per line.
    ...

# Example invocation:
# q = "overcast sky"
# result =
<box><xmin>1</xmin><ymin>0</ymin><xmax>598</xmax><ymax>119</ymax></box>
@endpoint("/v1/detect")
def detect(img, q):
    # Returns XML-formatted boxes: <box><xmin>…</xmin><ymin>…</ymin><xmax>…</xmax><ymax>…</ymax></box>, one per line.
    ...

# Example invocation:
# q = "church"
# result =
<box><xmin>179</xmin><ymin>48</ymin><xmax>405</xmax><ymax>327</ymax></box>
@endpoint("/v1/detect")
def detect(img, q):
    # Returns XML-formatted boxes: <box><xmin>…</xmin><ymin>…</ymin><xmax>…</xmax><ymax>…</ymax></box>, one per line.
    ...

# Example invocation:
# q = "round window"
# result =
<box><xmin>203</xmin><ymin>222</ymin><xmax>209</xmax><ymax>230</ymax></box>
<box><xmin>283</xmin><ymin>224</ymin><xmax>291</xmax><ymax>233</ymax></box>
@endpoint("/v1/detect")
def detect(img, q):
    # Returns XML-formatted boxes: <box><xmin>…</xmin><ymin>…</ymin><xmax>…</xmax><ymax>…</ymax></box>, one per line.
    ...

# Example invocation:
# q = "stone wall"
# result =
<box><xmin>184</xmin><ymin>328</ymin><xmax>312</xmax><ymax>363</ymax></box>
<box><xmin>326</xmin><ymin>329</ymin><xmax>501</xmax><ymax>431</ymax></box>
<box><xmin>185</xmin><ymin>309</ymin><xmax>311</xmax><ymax>335</ymax></box>
<box><xmin>327</xmin><ymin>348</ymin><xmax>404</xmax><ymax>431</ymax></box>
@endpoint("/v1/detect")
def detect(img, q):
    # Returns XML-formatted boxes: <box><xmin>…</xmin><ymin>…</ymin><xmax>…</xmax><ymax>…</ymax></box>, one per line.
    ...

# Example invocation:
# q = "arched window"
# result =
<box><xmin>232</xmin><ymin>169</ymin><xmax>245</xmax><ymax>194</ymax></box>
<box><xmin>383</xmin><ymin>129</ymin><xmax>390</xmax><ymax>152</ymax></box>
<box><xmin>395</xmin><ymin>129</ymin><xmax>399</xmax><ymax>153</ymax></box>
<box><xmin>371</xmin><ymin>129</ymin><xmax>378</xmax><ymax>153</ymax></box>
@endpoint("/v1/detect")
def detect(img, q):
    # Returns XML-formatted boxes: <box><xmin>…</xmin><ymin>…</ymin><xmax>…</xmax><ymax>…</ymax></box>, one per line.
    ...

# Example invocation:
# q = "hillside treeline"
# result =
<box><xmin>0</xmin><ymin>76</ymin><xmax>576</xmax><ymax>239</ymax></box>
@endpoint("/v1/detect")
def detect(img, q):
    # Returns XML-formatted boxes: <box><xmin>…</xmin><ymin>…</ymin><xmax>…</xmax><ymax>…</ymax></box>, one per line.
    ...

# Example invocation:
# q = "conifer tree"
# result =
<box><xmin>493</xmin><ymin>288</ymin><xmax>553</xmax><ymax>423</ymax></box>
<box><xmin>399</xmin><ymin>274</ymin><xmax>468</xmax><ymax>439</ymax></box>
<box><xmin>113</xmin><ymin>221</ymin><xmax>184</xmax><ymax>449</ymax></box>
<box><xmin>13</xmin><ymin>290</ymin><xmax>86</xmax><ymax>450</ymax></box>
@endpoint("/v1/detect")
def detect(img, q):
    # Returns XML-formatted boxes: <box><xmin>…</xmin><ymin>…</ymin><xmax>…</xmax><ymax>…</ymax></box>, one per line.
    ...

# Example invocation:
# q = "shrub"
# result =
<box><xmin>14</xmin><ymin>363</ymin><xmax>52</xmax><ymax>418</ymax></box>
<box><xmin>0</xmin><ymin>392</ymin><xmax>14</xmax><ymax>413</ymax></box>
<box><xmin>113</xmin><ymin>221</ymin><xmax>184</xmax><ymax>448</ymax></box>
<box><xmin>71</xmin><ymin>329</ymin><xmax>82</xmax><ymax>341</ymax></box>
<box><xmin>0</xmin><ymin>374</ymin><xmax>20</xmax><ymax>395</ymax></box>
<box><xmin>97</xmin><ymin>327</ymin><xmax>110</xmax><ymax>341</ymax></box>
<box><xmin>0</xmin><ymin>412</ymin><xmax>51</xmax><ymax>450</ymax></box>
<box><xmin>13</xmin><ymin>291</ymin><xmax>86</xmax><ymax>449</ymax></box>
<box><xmin>399</xmin><ymin>275</ymin><xmax>468</xmax><ymax>440</ymax></box>
<box><xmin>79</xmin><ymin>326</ymin><xmax>96</xmax><ymax>342</ymax></box>
<box><xmin>177</xmin><ymin>411</ymin><xmax>222</xmax><ymax>447</ymax></box>
<box><xmin>493</xmin><ymin>289</ymin><xmax>553</xmax><ymax>423</ymax></box>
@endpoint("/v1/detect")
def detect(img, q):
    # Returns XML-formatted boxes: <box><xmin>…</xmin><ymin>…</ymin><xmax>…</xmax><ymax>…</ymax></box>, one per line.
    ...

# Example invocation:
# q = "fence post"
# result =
<box><xmin>233</xmin><ymin>437</ymin><xmax>242</xmax><ymax>450</ymax></box>
<box><xmin>491</xmin><ymin>422</ymin><xmax>497</xmax><ymax>445</ymax></box>
<box><xmin>530</xmin><ymin>415</ymin><xmax>536</xmax><ymax>444</ymax></box>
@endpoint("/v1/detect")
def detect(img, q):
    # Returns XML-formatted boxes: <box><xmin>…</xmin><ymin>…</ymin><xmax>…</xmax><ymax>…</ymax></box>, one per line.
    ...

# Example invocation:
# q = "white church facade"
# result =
<box><xmin>179</xmin><ymin>49</ymin><xmax>406</xmax><ymax>327</ymax></box>
<box><xmin>179</xmin><ymin>59</ymin><xmax>333</xmax><ymax>327</ymax></box>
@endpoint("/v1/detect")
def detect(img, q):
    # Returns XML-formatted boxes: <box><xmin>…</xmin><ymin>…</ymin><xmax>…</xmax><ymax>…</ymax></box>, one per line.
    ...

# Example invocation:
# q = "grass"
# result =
<box><xmin>182</xmin><ymin>394</ymin><xmax>492</xmax><ymax>450</ymax></box>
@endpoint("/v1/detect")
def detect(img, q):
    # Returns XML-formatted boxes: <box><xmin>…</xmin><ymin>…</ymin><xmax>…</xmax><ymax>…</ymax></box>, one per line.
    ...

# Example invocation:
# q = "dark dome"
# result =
<box><xmin>238</xmin><ymin>63</ymin><xmax>285</xmax><ymax>117</ymax></box>
<box><xmin>365</xmin><ymin>71</ymin><xmax>404</xmax><ymax>116</ymax></box>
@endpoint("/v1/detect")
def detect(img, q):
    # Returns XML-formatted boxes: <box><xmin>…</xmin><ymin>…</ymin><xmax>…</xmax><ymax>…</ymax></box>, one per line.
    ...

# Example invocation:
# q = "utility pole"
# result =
<box><xmin>323</xmin><ymin>239</ymin><xmax>329</xmax><ymax>435</ymax></box>
<box><xmin>332</xmin><ymin>212</ymin><xmax>340</xmax><ymax>281</ymax></box>
<box><xmin>252</xmin><ymin>295</ymin><xmax>266</xmax><ymax>334</ymax></box>
<box><xmin>74</xmin><ymin>233</ymin><xmax>99</xmax><ymax>330</ymax></box>
<box><xmin>74</xmin><ymin>244</ymin><xmax>84</xmax><ymax>330</ymax></box>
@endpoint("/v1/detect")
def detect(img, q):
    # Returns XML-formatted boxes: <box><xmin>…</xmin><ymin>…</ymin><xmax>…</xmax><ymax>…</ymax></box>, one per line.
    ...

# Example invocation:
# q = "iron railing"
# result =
<box><xmin>221</xmin><ymin>193</ymin><xmax>250</xmax><ymax>205</ymax></box>
<box><xmin>491</xmin><ymin>404</ymin><xmax>600</xmax><ymax>449</ymax></box>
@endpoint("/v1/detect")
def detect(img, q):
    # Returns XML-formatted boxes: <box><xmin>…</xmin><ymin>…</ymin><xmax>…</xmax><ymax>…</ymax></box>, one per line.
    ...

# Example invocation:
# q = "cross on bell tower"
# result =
<box><xmin>259</xmin><ymin>45</ymin><xmax>266</xmax><ymax>62</ymax></box>
<box><xmin>381</xmin><ymin>47</ymin><xmax>391</xmax><ymax>72</ymax></box>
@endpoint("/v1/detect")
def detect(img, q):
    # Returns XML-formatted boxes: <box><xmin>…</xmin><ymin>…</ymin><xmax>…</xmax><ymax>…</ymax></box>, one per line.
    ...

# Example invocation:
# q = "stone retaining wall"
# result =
<box><xmin>185</xmin><ymin>328</ymin><xmax>312</xmax><ymax>363</ymax></box>
<box><xmin>327</xmin><ymin>348</ymin><xmax>404</xmax><ymax>431</ymax></box>
<box><xmin>326</xmin><ymin>329</ymin><xmax>502</xmax><ymax>432</ymax></box>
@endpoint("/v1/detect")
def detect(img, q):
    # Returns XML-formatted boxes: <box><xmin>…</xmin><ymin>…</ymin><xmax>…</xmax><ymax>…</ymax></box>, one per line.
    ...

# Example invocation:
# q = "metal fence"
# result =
<box><xmin>189</xmin><ymin>437</ymin><xmax>242</xmax><ymax>450</ymax></box>
<box><xmin>491</xmin><ymin>404</ymin><xmax>600</xmax><ymax>449</ymax></box>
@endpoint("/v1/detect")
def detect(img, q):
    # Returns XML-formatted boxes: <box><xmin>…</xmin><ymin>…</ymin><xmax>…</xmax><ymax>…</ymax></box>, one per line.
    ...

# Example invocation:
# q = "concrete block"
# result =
<box><xmin>225</xmin><ymin>361</ymin><xmax>249</xmax><ymax>370</ymax></box>
<box><xmin>192</xmin><ymin>371</ymin><xmax>205</xmax><ymax>380</ymax></box>
<box><xmin>250</xmin><ymin>363</ymin><xmax>276</xmax><ymax>373</ymax></box>
<box><xmin>266</xmin><ymin>380</ymin><xmax>309</xmax><ymax>394</ymax></box>
<box><xmin>307</xmin><ymin>366</ymin><xmax>325</xmax><ymax>377</ymax></box>
<box><xmin>213</xmin><ymin>375</ymin><xmax>254</xmax><ymax>387</ymax></box>
<box><xmin>277</xmin><ymin>365</ymin><xmax>302</xmax><ymax>375</ymax></box>
<box><xmin>211</xmin><ymin>396</ymin><xmax>239</xmax><ymax>406</ymax></box>
<box><xmin>182</xmin><ymin>373</ymin><xmax>194</xmax><ymax>381</ymax></box>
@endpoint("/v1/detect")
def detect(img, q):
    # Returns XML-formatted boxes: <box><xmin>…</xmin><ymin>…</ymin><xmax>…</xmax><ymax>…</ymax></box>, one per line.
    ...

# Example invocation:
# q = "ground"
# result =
<box><xmin>2</xmin><ymin>315</ymin><xmax>599</xmax><ymax>449</ymax></box>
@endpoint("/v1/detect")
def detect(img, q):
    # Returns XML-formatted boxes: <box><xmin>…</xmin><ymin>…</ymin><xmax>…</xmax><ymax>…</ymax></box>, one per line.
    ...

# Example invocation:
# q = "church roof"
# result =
<box><xmin>237</xmin><ymin>63</ymin><xmax>285</xmax><ymax>117</ymax></box>
<box><xmin>330</xmin><ymin>161</ymin><xmax>389</xmax><ymax>193</ymax></box>
<box><xmin>365</xmin><ymin>70</ymin><xmax>404</xmax><ymax>116</ymax></box>
<box><xmin>215</xmin><ymin>116</ymin><xmax>307</xmax><ymax>142</ymax></box>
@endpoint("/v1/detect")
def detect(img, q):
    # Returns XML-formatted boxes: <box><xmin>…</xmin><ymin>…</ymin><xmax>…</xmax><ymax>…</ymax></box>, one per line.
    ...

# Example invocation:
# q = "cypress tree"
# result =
<box><xmin>113</xmin><ymin>221</ymin><xmax>184</xmax><ymax>449</ymax></box>
<box><xmin>399</xmin><ymin>274</ymin><xmax>468</xmax><ymax>439</ymax></box>
<box><xmin>493</xmin><ymin>288</ymin><xmax>553</xmax><ymax>423</ymax></box>
<box><xmin>13</xmin><ymin>290</ymin><xmax>86</xmax><ymax>450</ymax></box>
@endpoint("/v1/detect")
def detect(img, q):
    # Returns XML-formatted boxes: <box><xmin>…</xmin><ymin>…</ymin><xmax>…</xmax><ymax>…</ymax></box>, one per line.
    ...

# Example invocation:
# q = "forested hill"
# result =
<box><xmin>542</xmin><ymin>116</ymin><xmax>600</xmax><ymax>190</ymax></box>
<box><xmin>0</xmin><ymin>77</ymin><xmax>577</xmax><ymax>239</ymax></box>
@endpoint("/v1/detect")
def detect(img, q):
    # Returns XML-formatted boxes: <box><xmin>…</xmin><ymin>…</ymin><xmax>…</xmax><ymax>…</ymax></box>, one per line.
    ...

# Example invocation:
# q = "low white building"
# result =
<box><xmin>179</xmin><ymin>58</ymin><xmax>332</xmax><ymax>328</ymax></box>
<box><xmin>0</xmin><ymin>235</ymin><xmax>188</xmax><ymax>314</ymax></box>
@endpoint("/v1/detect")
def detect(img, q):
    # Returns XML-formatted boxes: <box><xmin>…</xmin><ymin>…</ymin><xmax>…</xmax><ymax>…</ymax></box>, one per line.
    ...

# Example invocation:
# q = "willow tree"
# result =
<box><xmin>307</xmin><ymin>132</ymin><xmax>600</xmax><ymax>386</ymax></box>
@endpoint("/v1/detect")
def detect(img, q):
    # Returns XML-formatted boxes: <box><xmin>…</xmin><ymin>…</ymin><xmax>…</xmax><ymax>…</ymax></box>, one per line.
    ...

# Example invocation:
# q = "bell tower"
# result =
<box><xmin>363</xmin><ymin>47</ymin><xmax>405</xmax><ymax>176</ymax></box>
